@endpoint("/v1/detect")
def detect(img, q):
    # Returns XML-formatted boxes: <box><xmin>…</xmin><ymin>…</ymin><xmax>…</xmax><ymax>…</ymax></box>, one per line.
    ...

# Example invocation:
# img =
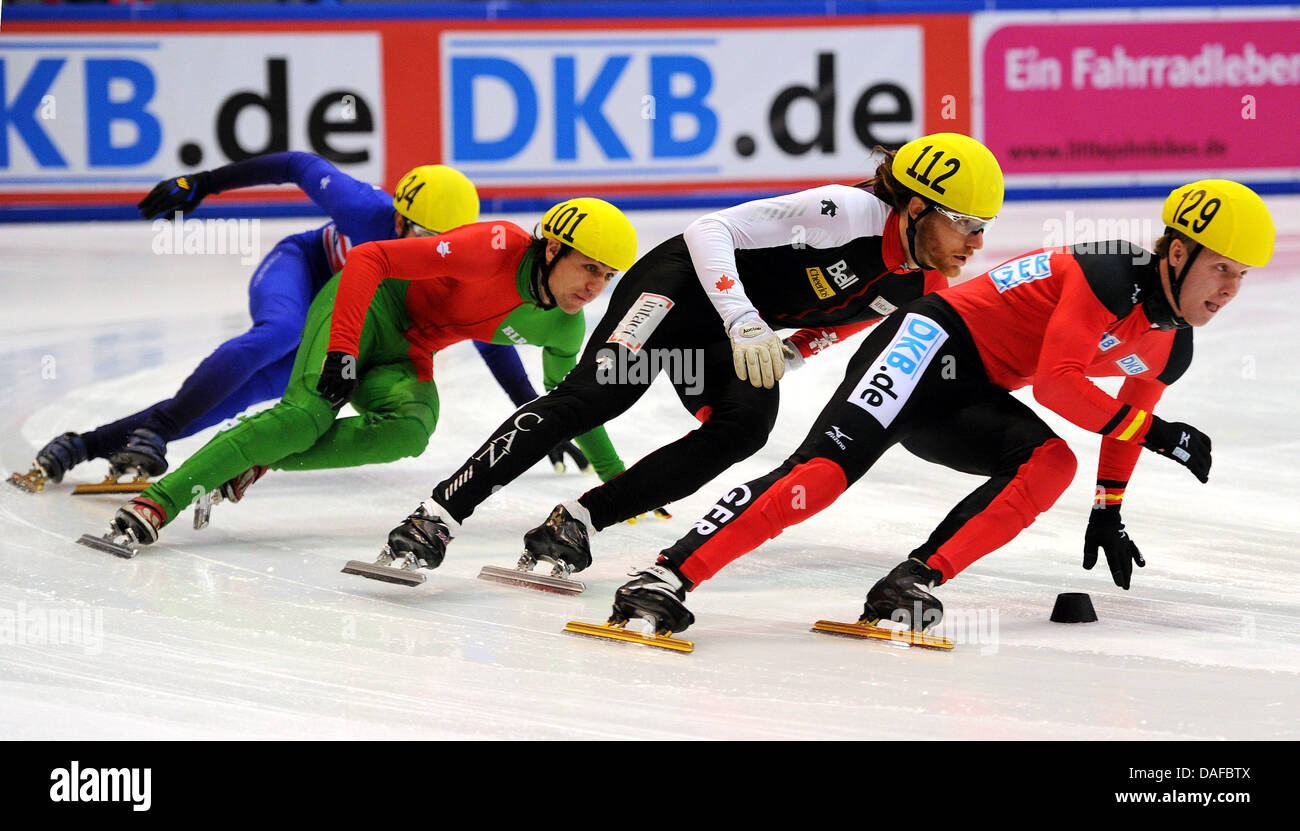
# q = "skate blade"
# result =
<box><xmin>478</xmin><ymin>564</ymin><xmax>585</xmax><ymax>595</ymax></box>
<box><xmin>7</xmin><ymin>468</ymin><xmax>46</xmax><ymax>493</ymax></box>
<box><xmin>72</xmin><ymin>475</ymin><xmax>151</xmax><ymax>495</ymax></box>
<box><xmin>341</xmin><ymin>560</ymin><xmax>426</xmax><ymax>586</ymax></box>
<box><xmin>563</xmin><ymin>620</ymin><xmax>693</xmax><ymax>653</ymax></box>
<box><xmin>76</xmin><ymin>533</ymin><xmax>139</xmax><ymax>559</ymax></box>
<box><xmin>193</xmin><ymin>493</ymin><xmax>213</xmax><ymax>530</ymax></box>
<box><xmin>811</xmin><ymin>619</ymin><xmax>954</xmax><ymax>650</ymax></box>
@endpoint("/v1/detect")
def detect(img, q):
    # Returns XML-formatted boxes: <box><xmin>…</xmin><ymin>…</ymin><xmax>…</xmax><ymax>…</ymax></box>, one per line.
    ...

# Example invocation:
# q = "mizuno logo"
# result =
<box><xmin>824</xmin><ymin>425</ymin><xmax>852</xmax><ymax>450</ymax></box>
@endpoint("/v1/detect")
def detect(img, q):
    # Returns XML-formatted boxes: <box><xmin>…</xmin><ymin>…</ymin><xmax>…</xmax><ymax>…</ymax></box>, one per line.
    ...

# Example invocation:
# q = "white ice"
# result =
<box><xmin>1</xmin><ymin>199</ymin><xmax>1297</xmax><ymax>740</ymax></box>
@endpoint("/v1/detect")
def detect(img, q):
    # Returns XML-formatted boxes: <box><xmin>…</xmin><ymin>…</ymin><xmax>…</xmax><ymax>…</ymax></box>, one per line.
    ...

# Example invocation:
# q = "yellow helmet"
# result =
<box><xmin>1161</xmin><ymin>180</ymin><xmax>1274</xmax><ymax>267</ymax></box>
<box><xmin>542</xmin><ymin>197</ymin><xmax>638</xmax><ymax>272</ymax></box>
<box><xmin>393</xmin><ymin>165</ymin><xmax>480</xmax><ymax>233</ymax></box>
<box><xmin>891</xmin><ymin>133</ymin><xmax>1004</xmax><ymax>219</ymax></box>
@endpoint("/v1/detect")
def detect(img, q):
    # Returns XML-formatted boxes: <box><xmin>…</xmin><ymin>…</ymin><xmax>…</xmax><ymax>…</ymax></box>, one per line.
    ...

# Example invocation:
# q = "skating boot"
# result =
<box><xmin>77</xmin><ymin>497</ymin><xmax>167</xmax><ymax>559</ymax></box>
<box><xmin>193</xmin><ymin>466</ymin><xmax>268</xmax><ymax>529</ymax></box>
<box><xmin>612</xmin><ymin>563</ymin><xmax>695</xmax><ymax>635</ymax></box>
<box><xmin>563</xmin><ymin>562</ymin><xmax>697</xmax><ymax>652</ymax></box>
<box><xmin>108</xmin><ymin>428</ymin><xmax>169</xmax><ymax>479</ymax></box>
<box><xmin>341</xmin><ymin>502</ymin><xmax>451</xmax><ymax>587</ymax></box>
<box><xmin>523</xmin><ymin>504</ymin><xmax>592</xmax><ymax>575</ymax></box>
<box><xmin>479</xmin><ymin>503</ymin><xmax>592</xmax><ymax>594</ymax></box>
<box><xmin>861</xmin><ymin>558</ymin><xmax>946</xmax><ymax>631</ymax></box>
<box><xmin>8</xmin><ymin>432</ymin><xmax>87</xmax><ymax>492</ymax></box>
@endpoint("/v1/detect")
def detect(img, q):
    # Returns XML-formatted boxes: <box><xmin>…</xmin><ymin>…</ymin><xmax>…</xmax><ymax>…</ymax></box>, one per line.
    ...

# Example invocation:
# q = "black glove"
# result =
<box><xmin>316</xmin><ymin>351</ymin><xmax>358</xmax><ymax>409</ymax></box>
<box><xmin>137</xmin><ymin>171</ymin><xmax>210</xmax><ymax>220</ymax></box>
<box><xmin>1141</xmin><ymin>415</ymin><xmax>1212</xmax><ymax>483</ymax></box>
<box><xmin>1083</xmin><ymin>504</ymin><xmax>1145</xmax><ymax>590</ymax></box>
<box><xmin>548</xmin><ymin>441</ymin><xmax>591</xmax><ymax>473</ymax></box>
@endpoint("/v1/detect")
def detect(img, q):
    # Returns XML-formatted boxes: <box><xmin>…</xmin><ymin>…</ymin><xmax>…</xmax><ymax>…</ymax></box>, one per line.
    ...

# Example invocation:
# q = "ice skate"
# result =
<box><xmin>860</xmin><ymin>558</ymin><xmax>946</xmax><ymax>631</ymax></box>
<box><xmin>74</xmin><ymin>429</ymin><xmax>167</xmax><ymax>495</ymax></box>
<box><xmin>194</xmin><ymin>466</ymin><xmax>268</xmax><ymax>530</ymax></box>
<box><xmin>342</xmin><ymin>503</ymin><xmax>451</xmax><ymax>587</ymax></box>
<box><xmin>807</xmin><ymin>558</ymin><xmax>954</xmax><ymax>649</ymax></box>
<box><xmin>478</xmin><ymin>504</ymin><xmax>590</xmax><ymax>595</ymax></box>
<box><xmin>77</xmin><ymin>497</ymin><xmax>167</xmax><ymax>559</ymax></box>
<box><xmin>107</xmin><ymin>428</ymin><xmax>169</xmax><ymax>478</ymax></box>
<box><xmin>8</xmin><ymin>432</ymin><xmax>88</xmax><ymax>493</ymax></box>
<box><xmin>564</xmin><ymin>564</ymin><xmax>696</xmax><ymax>653</ymax></box>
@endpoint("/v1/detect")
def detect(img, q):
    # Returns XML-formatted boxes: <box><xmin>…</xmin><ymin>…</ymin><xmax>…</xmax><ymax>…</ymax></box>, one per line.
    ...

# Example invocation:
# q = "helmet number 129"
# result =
<box><xmin>1172</xmin><ymin>188</ymin><xmax>1222</xmax><ymax>234</ymax></box>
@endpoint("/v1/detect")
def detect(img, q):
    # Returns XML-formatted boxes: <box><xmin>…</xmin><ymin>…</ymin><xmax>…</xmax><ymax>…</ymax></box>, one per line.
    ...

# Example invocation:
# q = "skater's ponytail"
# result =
<box><xmin>855</xmin><ymin>147</ymin><xmax>918</xmax><ymax>213</ymax></box>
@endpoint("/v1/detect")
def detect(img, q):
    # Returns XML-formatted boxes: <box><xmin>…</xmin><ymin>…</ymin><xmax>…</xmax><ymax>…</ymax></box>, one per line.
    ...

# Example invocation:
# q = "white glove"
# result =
<box><xmin>781</xmin><ymin>338</ymin><xmax>805</xmax><ymax>372</ymax></box>
<box><xmin>729</xmin><ymin>315</ymin><xmax>786</xmax><ymax>389</ymax></box>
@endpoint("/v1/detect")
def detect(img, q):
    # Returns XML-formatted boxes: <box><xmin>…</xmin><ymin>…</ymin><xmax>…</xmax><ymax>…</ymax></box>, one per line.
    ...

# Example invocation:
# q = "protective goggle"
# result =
<box><xmin>403</xmin><ymin>217</ymin><xmax>440</xmax><ymax>238</ymax></box>
<box><xmin>933</xmin><ymin>204</ymin><xmax>996</xmax><ymax>236</ymax></box>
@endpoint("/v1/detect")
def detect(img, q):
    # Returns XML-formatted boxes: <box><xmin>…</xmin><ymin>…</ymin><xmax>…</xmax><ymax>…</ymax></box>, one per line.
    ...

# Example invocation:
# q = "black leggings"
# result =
<box><xmin>433</xmin><ymin>236</ymin><xmax>780</xmax><ymax>529</ymax></box>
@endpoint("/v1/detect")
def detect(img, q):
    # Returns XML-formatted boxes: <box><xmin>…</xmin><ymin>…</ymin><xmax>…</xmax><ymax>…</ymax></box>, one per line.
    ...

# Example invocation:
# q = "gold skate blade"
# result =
<box><xmin>76</xmin><ymin>533</ymin><xmax>139</xmax><ymax>559</ymax></box>
<box><xmin>7</xmin><ymin>468</ymin><xmax>46</xmax><ymax>493</ymax></box>
<box><xmin>563</xmin><ymin>620</ymin><xmax>693</xmax><ymax>653</ymax></box>
<box><xmin>341</xmin><ymin>560</ymin><xmax>426</xmax><ymax>586</ymax></box>
<box><xmin>811</xmin><ymin>619</ymin><xmax>954</xmax><ymax>650</ymax></box>
<box><xmin>72</xmin><ymin>475</ymin><xmax>151</xmax><ymax>495</ymax></box>
<box><xmin>478</xmin><ymin>564</ymin><xmax>585</xmax><ymax>595</ymax></box>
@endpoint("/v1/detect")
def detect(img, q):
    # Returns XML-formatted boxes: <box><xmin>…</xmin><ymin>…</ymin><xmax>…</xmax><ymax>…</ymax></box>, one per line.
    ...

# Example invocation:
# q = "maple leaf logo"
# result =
<box><xmin>715</xmin><ymin>275</ymin><xmax>736</xmax><ymax>292</ymax></box>
<box><xmin>821</xmin><ymin>199</ymin><xmax>837</xmax><ymax>217</ymax></box>
<box><xmin>436</xmin><ymin>240</ymin><xmax>451</xmax><ymax>258</ymax></box>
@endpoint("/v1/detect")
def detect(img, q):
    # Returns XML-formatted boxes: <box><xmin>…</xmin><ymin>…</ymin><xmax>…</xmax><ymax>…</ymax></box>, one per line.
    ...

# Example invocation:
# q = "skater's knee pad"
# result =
<box><xmin>756</xmin><ymin>457</ymin><xmax>848</xmax><ymax>532</ymax></box>
<box><xmin>1022</xmin><ymin>438</ymin><xmax>1076</xmax><ymax>513</ymax></box>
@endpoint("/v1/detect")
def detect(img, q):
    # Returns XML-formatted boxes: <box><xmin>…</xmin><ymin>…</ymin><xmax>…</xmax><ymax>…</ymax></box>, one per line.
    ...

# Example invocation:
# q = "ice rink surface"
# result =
<box><xmin>1</xmin><ymin>197</ymin><xmax>1297</xmax><ymax>740</ymax></box>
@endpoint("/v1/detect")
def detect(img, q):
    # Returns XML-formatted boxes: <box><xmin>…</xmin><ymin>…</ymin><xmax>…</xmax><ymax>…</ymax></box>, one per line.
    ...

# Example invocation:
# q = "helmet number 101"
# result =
<box><xmin>545</xmin><ymin>205</ymin><xmax>588</xmax><ymax>244</ymax></box>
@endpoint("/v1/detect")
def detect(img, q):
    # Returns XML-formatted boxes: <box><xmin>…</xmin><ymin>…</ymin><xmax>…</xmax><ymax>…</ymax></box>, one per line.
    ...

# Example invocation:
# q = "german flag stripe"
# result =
<box><xmin>1099</xmin><ymin>404</ymin><xmax>1131</xmax><ymax>436</ymax></box>
<box><xmin>1094</xmin><ymin>480</ymin><xmax>1126</xmax><ymax>506</ymax></box>
<box><xmin>1108</xmin><ymin>408</ymin><xmax>1149</xmax><ymax>442</ymax></box>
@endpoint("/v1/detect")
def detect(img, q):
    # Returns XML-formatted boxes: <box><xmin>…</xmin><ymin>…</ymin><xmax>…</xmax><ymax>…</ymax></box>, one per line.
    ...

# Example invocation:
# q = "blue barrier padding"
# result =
<box><xmin>3</xmin><ymin>0</ymin><xmax>1296</xmax><ymax>24</ymax></box>
<box><xmin>4</xmin><ymin>180</ymin><xmax>1298</xmax><ymax>223</ymax></box>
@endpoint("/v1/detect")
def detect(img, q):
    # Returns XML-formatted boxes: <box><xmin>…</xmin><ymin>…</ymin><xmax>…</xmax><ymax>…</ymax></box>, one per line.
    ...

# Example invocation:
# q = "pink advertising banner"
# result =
<box><xmin>979</xmin><ymin>16</ymin><xmax>1300</xmax><ymax>179</ymax></box>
